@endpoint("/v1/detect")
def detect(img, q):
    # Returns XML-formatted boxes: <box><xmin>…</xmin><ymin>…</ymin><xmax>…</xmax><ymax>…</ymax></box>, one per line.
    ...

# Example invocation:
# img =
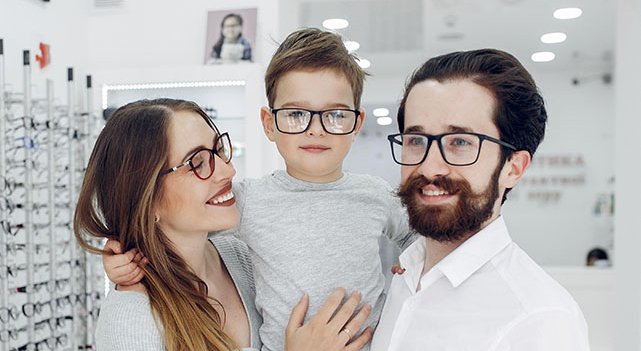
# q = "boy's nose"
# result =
<box><xmin>305</xmin><ymin>114</ymin><xmax>326</xmax><ymax>136</ymax></box>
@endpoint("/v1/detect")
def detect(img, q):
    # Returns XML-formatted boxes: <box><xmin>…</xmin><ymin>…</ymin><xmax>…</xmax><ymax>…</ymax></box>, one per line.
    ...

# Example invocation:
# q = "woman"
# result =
<box><xmin>210</xmin><ymin>13</ymin><xmax>252</xmax><ymax>62</ymax></box>
<box><xmin>74</xmin><ymin>99</ymin><xmax>371</xmax><ymax>351</ymax></box>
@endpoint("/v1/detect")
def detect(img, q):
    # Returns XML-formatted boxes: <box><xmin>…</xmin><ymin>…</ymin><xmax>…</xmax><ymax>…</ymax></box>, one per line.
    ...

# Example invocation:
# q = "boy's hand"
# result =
<box><xmin>390</xmin><ymin>264</ymin><xmax>406</xmax><ymax>275</ymax></box>
<box><xmin>285</xmin><ymin>288</ymin><xmax>373</xmax><ymax>351</ymax></box>
<box><xmin>102</xmin><ymin>239</ymin><xmax>148</xmax><ymax>286</ymax></box>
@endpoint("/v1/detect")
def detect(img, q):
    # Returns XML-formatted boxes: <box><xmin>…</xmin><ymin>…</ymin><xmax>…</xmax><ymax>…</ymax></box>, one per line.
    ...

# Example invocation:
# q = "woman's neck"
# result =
<box><xmin>170</xmin><ymin>232</ymin><xmax>221</xmax><ymax>281</ymax></box>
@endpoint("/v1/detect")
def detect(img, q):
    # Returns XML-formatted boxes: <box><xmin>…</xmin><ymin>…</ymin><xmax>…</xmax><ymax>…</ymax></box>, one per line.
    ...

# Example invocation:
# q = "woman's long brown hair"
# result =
<box><xmin>74</xmin><ymin>98</ymin><xmax>238</xmax><ymax>351</ymax></box>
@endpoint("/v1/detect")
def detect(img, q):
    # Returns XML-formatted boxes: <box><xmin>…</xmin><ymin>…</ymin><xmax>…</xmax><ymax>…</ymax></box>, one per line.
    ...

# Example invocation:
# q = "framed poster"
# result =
<box><xmin>204</xmin><ymin>8</ymin><xmax>257</xmax><ymax>64</ymax></box>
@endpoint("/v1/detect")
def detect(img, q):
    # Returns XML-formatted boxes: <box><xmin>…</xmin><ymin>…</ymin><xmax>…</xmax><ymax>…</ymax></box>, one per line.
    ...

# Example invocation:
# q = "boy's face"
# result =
<box><xmin>261</xmin><ymin>69</ymin><xmax>365</xmax><ymax>183</ymax></box>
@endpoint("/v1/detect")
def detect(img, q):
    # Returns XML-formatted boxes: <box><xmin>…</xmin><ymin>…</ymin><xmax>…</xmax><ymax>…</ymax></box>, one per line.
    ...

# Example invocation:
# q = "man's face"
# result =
<box><xmin>398</xmin><ymin>79</ymin><xmax>511</xmax><ymax>242</ymax></box>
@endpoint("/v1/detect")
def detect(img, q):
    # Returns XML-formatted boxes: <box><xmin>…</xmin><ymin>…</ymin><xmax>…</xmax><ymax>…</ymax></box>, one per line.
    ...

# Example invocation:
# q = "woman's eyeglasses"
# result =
<box><xmin>162</xmin><ymin>132</ymin><xmax>232</xmax><ymax>180</ymax></box>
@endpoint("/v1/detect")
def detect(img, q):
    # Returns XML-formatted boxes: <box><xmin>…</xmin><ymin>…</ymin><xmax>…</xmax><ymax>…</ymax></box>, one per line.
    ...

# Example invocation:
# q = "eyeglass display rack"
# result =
<box><xmin>1</xmin><ymin>38</ymin><xmax>104</xmax><ymax>351</ymax></box>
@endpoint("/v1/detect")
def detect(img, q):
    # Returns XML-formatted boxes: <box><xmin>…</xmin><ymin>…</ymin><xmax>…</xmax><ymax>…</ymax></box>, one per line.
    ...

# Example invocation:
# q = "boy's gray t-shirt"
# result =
<box><xmin>233</xmin><ymin>170</ymin><xmax>415</xmax><ymax>351</ymax></box>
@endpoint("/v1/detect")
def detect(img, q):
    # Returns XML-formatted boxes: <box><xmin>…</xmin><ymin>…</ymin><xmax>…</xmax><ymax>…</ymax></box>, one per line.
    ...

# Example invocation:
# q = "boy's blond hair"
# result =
<box><xmin>265</xmin><ymin>28</ymin><xmax>367</xmax><ymax>108</ymax></box>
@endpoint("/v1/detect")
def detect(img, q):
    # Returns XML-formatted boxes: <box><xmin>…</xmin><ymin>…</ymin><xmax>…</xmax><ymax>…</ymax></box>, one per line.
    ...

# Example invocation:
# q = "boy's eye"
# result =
<box><xmin>325</xmin><ymin>110</ymin><xmax>347</xmax><ymax>119</ymax></box>
<box><xmin>284</xmin><ymin>110</ymin><xmax>307</xmax><ymax>118</ymax></box>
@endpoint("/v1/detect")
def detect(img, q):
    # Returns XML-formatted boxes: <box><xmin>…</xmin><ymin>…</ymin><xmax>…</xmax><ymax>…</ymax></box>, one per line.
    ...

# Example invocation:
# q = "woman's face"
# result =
<box><xmin>156</xmin><ymin>110</ymin><xmax>239</xmax><ymax>237</ymax></box>
<box><xmin>221</xmin><ymin>16</ymin><xmax>242</xmax><ymax>41</ymax></box>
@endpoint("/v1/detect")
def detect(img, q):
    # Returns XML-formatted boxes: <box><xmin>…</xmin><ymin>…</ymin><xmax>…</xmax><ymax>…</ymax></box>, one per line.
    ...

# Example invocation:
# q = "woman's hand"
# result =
<box><xmin>285</xmin><ymin>288</ymin><xmax>373</xmax><ymax>351</ymax></box>
<box><xmin>102</xmin><ymin>239</ymin><xmax>148</xmax><ymax>286</ymax></box>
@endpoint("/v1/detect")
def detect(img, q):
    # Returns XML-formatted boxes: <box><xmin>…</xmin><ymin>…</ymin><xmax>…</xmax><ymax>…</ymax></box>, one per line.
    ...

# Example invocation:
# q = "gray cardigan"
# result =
<box><xmin>95</xmin><ymin>235</ymin><xmax>262</xmax><ymax>350</ymax></box>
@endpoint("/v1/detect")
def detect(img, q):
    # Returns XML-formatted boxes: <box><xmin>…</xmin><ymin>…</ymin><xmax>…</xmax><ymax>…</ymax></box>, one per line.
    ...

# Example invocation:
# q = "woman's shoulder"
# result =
<box><xmin>96</xmin><ymin>290</ymin><xmax>164</xmax><ymax>350</ymax></box>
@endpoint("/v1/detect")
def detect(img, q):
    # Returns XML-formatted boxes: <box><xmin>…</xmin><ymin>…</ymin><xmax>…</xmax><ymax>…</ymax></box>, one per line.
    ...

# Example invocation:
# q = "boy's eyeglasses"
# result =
<box><xmin>387</xmin><ymin>132</ymin><xmax>517</xmax><ymax>166</ymax></box>
<box><xmin>162</xmin><ymin>132</ymin><xmax>232</xmax><ymax>180</ymax></box>
<box><xmin>271</xmin><ymin>108</ymin><xmax>360</xmax><ymax>135</ymax></box>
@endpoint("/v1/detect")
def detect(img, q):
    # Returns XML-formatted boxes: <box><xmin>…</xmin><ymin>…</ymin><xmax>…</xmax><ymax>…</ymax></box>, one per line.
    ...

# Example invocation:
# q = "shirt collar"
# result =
<box><xmin>436</xmin><ymin>216</ymin><xmax>512</xmax><ymax>288</ymax></box>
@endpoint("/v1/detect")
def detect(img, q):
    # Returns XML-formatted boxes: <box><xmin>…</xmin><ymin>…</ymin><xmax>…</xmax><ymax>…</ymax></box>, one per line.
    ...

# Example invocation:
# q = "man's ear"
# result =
<box><xmin>501</xmin><ymin>150</ymin><xmax>531</xmax><ymax>188</ymax></box>
<box><xmin>260</xmin><ymin>106</ymin><xmax>276</xmax><ymax>142</ymax></box>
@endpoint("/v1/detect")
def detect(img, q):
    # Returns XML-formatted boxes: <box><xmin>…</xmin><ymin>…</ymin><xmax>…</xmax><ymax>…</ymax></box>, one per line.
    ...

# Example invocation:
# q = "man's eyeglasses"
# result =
<box><xmin>387</xmin><ymin>132</ymin><xmax>517</xmax><ymax>166</ymax></box>
<box><xmin>162</xmin><ymin>132</ymin><xmax>232</xmax><ymax>180</ymax></box>
<box><xmin>270</xmin><ymin>108</ymin><xmax>360</xmax><ymax>135</ymax></box>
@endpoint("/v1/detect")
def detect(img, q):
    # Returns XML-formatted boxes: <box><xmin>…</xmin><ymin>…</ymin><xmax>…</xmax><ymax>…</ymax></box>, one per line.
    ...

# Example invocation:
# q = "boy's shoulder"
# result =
<box><xmin>344</xmin><ymin>171</ymin><xmax>394</xmax><ymax>190</ymax></box>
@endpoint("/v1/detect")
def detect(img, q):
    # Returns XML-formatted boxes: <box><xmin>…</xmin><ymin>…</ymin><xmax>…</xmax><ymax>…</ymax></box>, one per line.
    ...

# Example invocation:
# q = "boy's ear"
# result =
<box><xmin>260</xmin><ymin>106</ymin><xmax>276</xmax><ymax>141</ymax></box>
<box><xmin>352</xmin><ymin>109</ymin><xmax>366</xmax><ymax>139</ymax></box>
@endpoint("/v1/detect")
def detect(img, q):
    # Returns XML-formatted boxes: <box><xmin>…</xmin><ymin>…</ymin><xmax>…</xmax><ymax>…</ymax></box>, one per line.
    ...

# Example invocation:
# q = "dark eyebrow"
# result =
<box><xmin>404</xmin><ymin>124</ymin><xmax>474</xmax><ymax>134</ymax></box>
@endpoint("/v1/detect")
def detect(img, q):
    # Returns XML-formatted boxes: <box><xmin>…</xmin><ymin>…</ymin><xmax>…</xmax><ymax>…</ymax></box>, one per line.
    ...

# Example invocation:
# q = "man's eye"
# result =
<box><xmin>407</xmin><ymin>137</ymin><xmax>426</xmax><ymax>146</ymax></box>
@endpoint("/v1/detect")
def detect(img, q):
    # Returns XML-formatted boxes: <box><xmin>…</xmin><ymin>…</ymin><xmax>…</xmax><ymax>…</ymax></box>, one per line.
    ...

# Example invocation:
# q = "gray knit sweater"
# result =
<box><xmin>233</xmin><ymin>170</ymin><xmax>416</xmax><ymax>351</ymax></box>
<box><xmin>95</xmin><ymin>235</ymin><xmax>262</xmax><ymax>350</ymax></box>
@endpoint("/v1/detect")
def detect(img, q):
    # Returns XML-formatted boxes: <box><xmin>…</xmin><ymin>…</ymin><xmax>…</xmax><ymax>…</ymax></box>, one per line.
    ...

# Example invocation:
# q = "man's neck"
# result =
<box><xmin>421</xmin><ymin>213</ymin><xmax>502</xmax><ymax>277</ymax></box>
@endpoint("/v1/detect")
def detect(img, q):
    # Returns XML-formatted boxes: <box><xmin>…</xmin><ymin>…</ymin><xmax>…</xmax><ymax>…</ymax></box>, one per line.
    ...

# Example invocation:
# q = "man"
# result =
<box><xmin>371</xmin><ymin>49</ymin><xmax>590</xmax><ymax>350</ymax></box>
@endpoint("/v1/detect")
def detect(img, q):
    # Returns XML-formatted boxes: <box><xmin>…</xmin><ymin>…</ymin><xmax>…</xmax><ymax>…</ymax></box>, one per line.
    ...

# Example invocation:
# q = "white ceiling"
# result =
<box><xmin>298</xmin><ymin>0</ymin><xmax>615</xmax><ymax>78</ymax></box>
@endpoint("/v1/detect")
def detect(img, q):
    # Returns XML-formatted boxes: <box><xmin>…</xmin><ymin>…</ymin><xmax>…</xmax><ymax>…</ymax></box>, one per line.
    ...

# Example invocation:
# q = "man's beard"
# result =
<box><xmin>397</xmin><ymin>165</ymin><xmax>502</xmax><ymax>243</ymax></box>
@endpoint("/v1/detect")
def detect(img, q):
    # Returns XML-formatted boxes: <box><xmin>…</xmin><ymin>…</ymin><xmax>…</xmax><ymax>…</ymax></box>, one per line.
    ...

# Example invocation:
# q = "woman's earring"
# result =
<box><xmin>154</xmin><ymin>215</ymin><xmax>160</xmax><ymax>223</ymax></box>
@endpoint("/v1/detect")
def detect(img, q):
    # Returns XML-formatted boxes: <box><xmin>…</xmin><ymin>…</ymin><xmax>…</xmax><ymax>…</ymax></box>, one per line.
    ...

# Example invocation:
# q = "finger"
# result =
<box><xmin>120</xmin><ymin>268</ymin><xmax>145</xmax><ymax>286</ymax></box>
<box><xmin>105</xmin><ymin>248</ymin><xmax>138</xmax><ymax>269</ymax></box>
<box><xmin>132</xmin><ymin>252</ymin><xmax>144</xmax><ymax>264</ymax></box>
<box><xmin>313</xmin><ymin>288</ymin><xmax>347</xmax><ymax>325</ymax></box>
<box><xmin>345</xmin><ymin>327</ymin><xmax>374</xmax><ymax>351</ymax></box>
<box><xmin>328</xmin><ymin>291</ymin><xmax>362</xmax><ymax>332</ymax></box>
<box><xmin>342</xmin><ymin>303</ymin><xmax>372</xmax><ymax>341</ymax></box>
<box><xmin>140</xmin><ymin>257</ymin><xmax>149</xmax><ymax>267</ymax></box>
<box><xmin>286</xmin><ymin>293</ymin><xmax>309</xmax><ymax>336</ymax></box>
<box><xmin>108</xmin><ymin>262</ymin><xmax>140</xmax><ymax>284</ymax></box>
<box><xmin>103</xmin><ymin>239</ymin><xmax>124</xmax><ymax>255</ymax></box>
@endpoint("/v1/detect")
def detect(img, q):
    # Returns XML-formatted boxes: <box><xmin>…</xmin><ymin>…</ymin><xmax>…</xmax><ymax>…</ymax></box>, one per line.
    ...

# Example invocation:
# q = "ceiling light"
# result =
<box><xmin>344</xmin><ymin>40</ymin><xmax>360</xmax><ymax>52</ymax></box>
<box><xmin>541</xmin><ymin>32</ymin><xmax>567</xmax><ymax>44</ymax></box>
<box><xmin>373</xmin><ymin>108</ymin><xmax>389</xmax><ymax>117</ymax></box>
<box><xmin>553</xmin><ymin>7</ymin><xmax>582</xmax><ymax>19</ymax></box>
<box><xmin>376</xmin><ymin>116</ymin><xmax>393</xmax><ymax>126</ymax></box>
<box><xmin>531</xmin><ymin>51</ymin><xmax>556</xmax><ymax>62</ymax></box>
<box><xmin>356</xmin><ymin>58</ymin><xmax>371</xmax><ymax>69</ymax></box>
<box><xmin>322</xmin><ymin>18</ymin><xmax>349</xmax><ymax>30</ymax></box>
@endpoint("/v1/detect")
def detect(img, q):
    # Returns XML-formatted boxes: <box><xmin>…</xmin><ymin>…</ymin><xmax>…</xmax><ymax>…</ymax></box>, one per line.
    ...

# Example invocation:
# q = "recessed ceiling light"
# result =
<box><xmin>553</xmin><ymin>7</ymin><xmax>582</xmax><ymax>19</ymax></box>
<box><xmin>531</xmin><ymin>51</ymin><xmax>556</xmax><ymax>62</ymax></box>
<box><xmin>541</xmin><ymin>32</ymin><xmax>567</xmax><ymax>44</ymax></box>
<box><xmin>377</xmin><ymin>116</ymin><xmax>393</xmax><ymax>126</ymax></box>
<box><xmin>356</xmin><ymin>58</ymin><xmax>371</xmax><ymax>69</ymax></box>
<box><xmin>373</xmin><ymin>108</ymin><xmax>389</xmax><ymax>117</ymax></box>
<box><xmin>344</xmin><ymin>40</ymin><xmax>360</xmax><ymax>52</ymax></box>
<box><xmin>322</xmin><ymin>18</ymin><xmax>349</xmax><ymax>30</ymax></box>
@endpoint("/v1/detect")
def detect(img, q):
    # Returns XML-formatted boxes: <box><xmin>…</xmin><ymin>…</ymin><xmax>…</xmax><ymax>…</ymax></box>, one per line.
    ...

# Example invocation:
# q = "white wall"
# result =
<box><xmin>85</xmin><ymin>0</ymin><xmax>286</xmax><ymax>178</ymax></box>
<box><xmin>0</xmin><ymin>0</ymin><xmax>90</xmax><ymax>103</ymax></box>
<box><xmin>614</xmin><ymin>0</ymin><xmax>641</xmax><ymax>349</ymax></box>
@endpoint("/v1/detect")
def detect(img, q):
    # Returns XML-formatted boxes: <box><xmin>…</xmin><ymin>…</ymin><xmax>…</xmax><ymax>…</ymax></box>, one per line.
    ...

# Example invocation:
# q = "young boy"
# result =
<box><xmin>105</xmin><ymin>28</ymin><xmax>415</xmax><ymax>351</ymax></box>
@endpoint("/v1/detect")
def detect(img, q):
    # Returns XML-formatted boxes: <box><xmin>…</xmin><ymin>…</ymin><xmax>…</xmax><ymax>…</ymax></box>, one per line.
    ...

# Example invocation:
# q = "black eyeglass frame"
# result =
<box><xmin>387</xmin><ymin>132</ymin><xmax>517</xmax><ymax>166</ymax></box>
<box><xmin>270</xmin><ymin>108</ymin><xmax>361</xmax><ymax>135</ymax></box>
<box><xmin>161</xmin><ymin>132</ymin><xmax>232</xmax><ymax>180</ymax></box>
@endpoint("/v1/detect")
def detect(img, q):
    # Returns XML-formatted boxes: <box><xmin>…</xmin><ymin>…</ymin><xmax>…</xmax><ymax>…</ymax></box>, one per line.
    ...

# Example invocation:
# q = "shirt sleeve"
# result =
<box><xmin>491</xmin><ymin>309</ymin><xmax>590</xmax><ymax>351</ymax></box>
<box><xmin>96</xmin><ymin>295</ymin><xmax>164</xmax><ymax>351</ymax></box>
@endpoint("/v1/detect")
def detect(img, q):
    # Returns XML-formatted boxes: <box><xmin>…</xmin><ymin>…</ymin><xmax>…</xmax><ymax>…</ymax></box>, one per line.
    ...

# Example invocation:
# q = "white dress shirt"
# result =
<box><xmin>371</xmin><ymin>216</ymin><xmax>590</xmax><ymax>351</ymax></box>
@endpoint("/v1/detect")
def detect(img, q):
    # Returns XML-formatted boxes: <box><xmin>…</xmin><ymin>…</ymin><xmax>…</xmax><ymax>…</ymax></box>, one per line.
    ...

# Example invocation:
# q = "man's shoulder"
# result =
<box><xmin>493</xmin><ymin>244</ymin><xmax>581</xmax><ymax>314</ymax></box>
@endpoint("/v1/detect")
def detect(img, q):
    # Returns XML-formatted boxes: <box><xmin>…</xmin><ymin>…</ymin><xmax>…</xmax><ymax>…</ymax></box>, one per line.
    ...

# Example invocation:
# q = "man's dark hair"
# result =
<box><xmin>397</xmin><ymin>49</ymin><xmax>547</xmax><ymax>202</ymax></box>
